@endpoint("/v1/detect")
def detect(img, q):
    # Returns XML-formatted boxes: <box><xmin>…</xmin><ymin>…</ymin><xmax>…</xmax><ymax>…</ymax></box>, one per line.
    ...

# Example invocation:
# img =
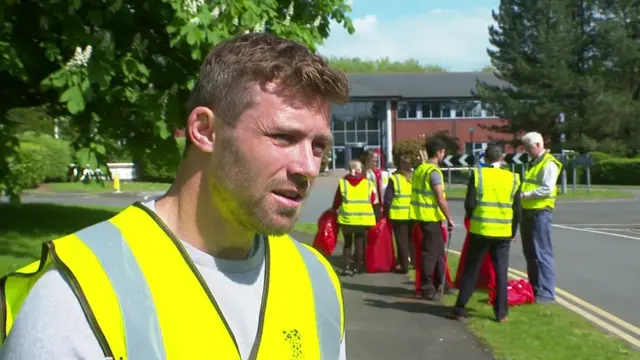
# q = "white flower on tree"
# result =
<box><xmin>66</xmin><ymin>45</ymin><xmax>92</xmax><ymax>69</ymax></box>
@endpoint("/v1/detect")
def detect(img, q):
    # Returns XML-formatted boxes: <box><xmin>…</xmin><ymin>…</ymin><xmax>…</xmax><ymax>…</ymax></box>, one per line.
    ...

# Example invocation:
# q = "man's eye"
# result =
<box><xmin>271</xmin><ymin>134</ymin><xmax>294</xmax><ymax>143</ymax></box>
<box><xmin>312</xmin><ymin>142</ymin><xmax>328</xmax><ymax>156</ymax></box>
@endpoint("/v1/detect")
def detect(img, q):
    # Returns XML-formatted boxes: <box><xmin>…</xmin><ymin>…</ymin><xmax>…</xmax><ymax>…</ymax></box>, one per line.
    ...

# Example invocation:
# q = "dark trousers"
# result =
<box><xmin>342</xmin><ymin>228</ymin><xmax>367</xmax><ymax>272</ymax></box>
<box><xmin>418</xmin><ymin>221</ymin><xmax>445</xmax><ymax>296</ymax></box>
<box><xmin>521</xmin><ymin>209</ymin><xmax>555</xmax><ymax>301</ymax></box>
<box><xmin>454</xmin><ymin>234</ymin><xmax>511</xmax><ymax>320</ymax></box>
<box><xmin>391</xmin><ymin>219</ymin><xmax>413</xmax><ymax>273</ymax></box>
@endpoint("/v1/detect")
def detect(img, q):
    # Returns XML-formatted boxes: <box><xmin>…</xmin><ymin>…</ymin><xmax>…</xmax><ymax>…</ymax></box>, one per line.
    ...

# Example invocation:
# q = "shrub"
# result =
<box><xmin>136</xmin><ymin>137</ymin><xmax>186</xmax><ymax>182</ymax></box>
<box><xmin>18</xmin><ymin>132</ymin><xmax>72</xmax><ymax>182</ymax></box>
<box><xmin>9</xmin><ymin>142</ymin><xmax>47</xmax><ymax>190</ymax></box>
<box><xmin>591</xmin><ymin>158</ymin><xmax>640</xmax><ymax>185</ymax></box>
<box><xmin>393</xmin><ymin>139</ymin><xmax>424</xmax><ymax>168</ymax></box>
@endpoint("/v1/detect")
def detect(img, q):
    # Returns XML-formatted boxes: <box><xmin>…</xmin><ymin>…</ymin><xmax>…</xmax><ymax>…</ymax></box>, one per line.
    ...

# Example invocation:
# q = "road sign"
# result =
<box><xmin>504</xmin><ymin>152</ymin><xmax>530</xmax><ymax>164</ymax></box>
<box><xmin>442</xmin><ymin>154</ymin><xmax>476</xmax><ymax>167</ymax></box>
<box><xmin>573</xmin><ymin>153</ymin><xmax>593</xmax><ymax>166</ymax></box>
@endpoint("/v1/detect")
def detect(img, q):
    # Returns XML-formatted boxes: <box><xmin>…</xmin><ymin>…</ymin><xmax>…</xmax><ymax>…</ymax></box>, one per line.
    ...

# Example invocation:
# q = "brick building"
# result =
<box><xmin>329</xmin><ymin>72</ymin><xmax>513</xmax><ymax>169</ymax></box>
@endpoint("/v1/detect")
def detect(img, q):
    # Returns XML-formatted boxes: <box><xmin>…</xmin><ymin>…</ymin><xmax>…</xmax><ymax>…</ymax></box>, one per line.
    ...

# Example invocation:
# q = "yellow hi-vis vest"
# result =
<box><xmin>409</xmin><ymin>162</ymin><xmax>446</xmax><ymax>222</ymax></box>
<box><xmin>388</xmin><ymin>173</ymin><xmax>412</xmax><ymax>220</ymax></box>
<box><xmin>0</xmin><ymin>203</ymin><xmax>345</xmax><ymax>360</ymax></box>
<box><xmin>521</xmin><ymin>152</ymin><xmax>563</xmax><ymax>210</ymax></box>
<box><xmin>337</xmin><ymin>178</ymin><xmax>376</xmax><ymax>226</ymax></box>
<box><xmin>470</xmin><ymin>167</ymin><xmax>521</xmax><ymax>238</ymax></box>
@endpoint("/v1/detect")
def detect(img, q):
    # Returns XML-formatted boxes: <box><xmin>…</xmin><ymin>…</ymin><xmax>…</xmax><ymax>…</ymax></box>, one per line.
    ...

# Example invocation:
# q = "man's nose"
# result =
<box><xmin>289</xmin><ymin>143</ymin><xmax>319</xmax><ymax>178</ymax></box>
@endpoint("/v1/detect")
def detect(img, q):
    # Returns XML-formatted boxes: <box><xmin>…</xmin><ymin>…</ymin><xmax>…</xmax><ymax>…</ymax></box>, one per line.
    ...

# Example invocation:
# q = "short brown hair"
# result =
<box><xmin>187</xmin><ymin>33</ymin><xmax>350</xmax><ymax>127</ymax></box>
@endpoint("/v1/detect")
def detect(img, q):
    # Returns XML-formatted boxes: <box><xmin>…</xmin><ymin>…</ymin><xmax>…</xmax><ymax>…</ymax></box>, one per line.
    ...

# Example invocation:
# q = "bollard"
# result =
<box><xmin>113</xmin><ymin>173</ymin><xmax>121</xmax><ymax>193</ymax></box>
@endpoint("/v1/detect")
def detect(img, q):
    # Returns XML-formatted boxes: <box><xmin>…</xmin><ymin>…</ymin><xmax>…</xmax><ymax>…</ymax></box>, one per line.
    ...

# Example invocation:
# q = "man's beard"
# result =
<box><xmin>209</xmin><ymin>133</ymin><xmax>300</xmax><ymax>236</ymax></box>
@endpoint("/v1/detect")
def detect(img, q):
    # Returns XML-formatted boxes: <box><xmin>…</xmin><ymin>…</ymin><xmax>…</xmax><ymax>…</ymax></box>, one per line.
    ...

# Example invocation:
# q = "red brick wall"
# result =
<box><xmin>394</xmin><ymin>118</ymin><xmax>512</xmax><ymax>144</ymax></box>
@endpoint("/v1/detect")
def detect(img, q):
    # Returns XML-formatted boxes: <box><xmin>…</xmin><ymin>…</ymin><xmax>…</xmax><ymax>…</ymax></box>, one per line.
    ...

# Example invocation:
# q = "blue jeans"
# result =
<box><xmin>521</xmin><ymin>210</ymin><xmax>555</xmax><ymax>301</ymax></box>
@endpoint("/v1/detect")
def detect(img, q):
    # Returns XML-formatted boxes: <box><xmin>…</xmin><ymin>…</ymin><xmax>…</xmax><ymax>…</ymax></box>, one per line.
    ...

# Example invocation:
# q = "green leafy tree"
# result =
<box><xmin>0</xmin><ymin>0</ymin><xmax>354</xmax><ymax>201</ymax></box>
<box><xmin>328</xmin><ymin>57</ymin><xmax>446</xmax><ymax>73</ymax></box>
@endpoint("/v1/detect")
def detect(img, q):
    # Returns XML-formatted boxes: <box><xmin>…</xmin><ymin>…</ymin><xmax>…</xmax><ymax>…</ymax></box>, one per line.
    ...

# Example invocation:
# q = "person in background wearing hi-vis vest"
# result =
<box><xmin>409</xmin><ymin>137</ymin><xmax>456</xmax><ymax>301</ymax></box>
<box><xmin>519</xmin><ymin>131</ymin><xmax>563</xmax><ymax>304</ymax></box>
<box><xmin>0</xmin><ymin>33</ymin><xmax>349</xmax><ymax>360</ymax></box>
<box><xmin>450</xmin><ymin>144</ymin><xmax>522</xmax><ymax>322</ymax></box>
<box><xmin>383</xmin><ymin>154</ymin><xmax>414</xmax><ymax>274</ymax></box>
<box><xmin>332</xmin><ymin>160</ymin><xmax>380</xmax><ymax>276</ymax></box>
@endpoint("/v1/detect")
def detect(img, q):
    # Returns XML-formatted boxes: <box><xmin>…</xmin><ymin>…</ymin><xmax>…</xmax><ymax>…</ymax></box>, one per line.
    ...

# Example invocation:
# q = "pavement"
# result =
<box><xmin>292</xmin><ymin>231</ymin><xmax>494</xmax><ymax>360</ymax></box>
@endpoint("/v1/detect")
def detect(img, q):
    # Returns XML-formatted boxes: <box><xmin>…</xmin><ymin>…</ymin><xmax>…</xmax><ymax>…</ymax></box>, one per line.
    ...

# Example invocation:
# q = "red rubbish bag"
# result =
<box><xmin>365</xmin><ymin>218</ymin><xmax>396</xmax><ymax>273</ymax></box>
<box><xmin>312</xmin><ymin>210</ymin><xmax>339</xmax><ymax>256</ymax></box>
<box><xmin>488</xmin><ymin>279</ymin><xmax>535</xmax><ymax>306</ymax></box>
<box><xmin>454</xmin><ymin>217</ymin><xmax>496</xmax><ymax>290</ymax></box>
<box><xmin>412</xmin><ymin>223</ymin><xmax>453</xmax><ymax>295</ymax></box>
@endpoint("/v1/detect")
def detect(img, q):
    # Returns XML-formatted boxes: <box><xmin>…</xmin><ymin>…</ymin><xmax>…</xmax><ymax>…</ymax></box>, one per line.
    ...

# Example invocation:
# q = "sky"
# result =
<box><xmin>318</xmin><ymin>0</ymin><xmax>500</xmax><ymax>71</ymax></box>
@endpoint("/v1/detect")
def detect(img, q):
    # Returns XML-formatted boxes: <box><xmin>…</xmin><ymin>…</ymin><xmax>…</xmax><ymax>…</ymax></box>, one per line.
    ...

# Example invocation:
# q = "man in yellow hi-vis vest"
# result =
<box><xmin>519</xmin><ymin>131</ymin><xmax>562</xmax><ymax>304</ymax></box>
<box><xmin>409</xmin><ymin>137</ymin><xmax>455</xmax><ymax>301</ymax></box>
<box><xmin>383</xmin><ymin>154</ymin><xmax>414</xmax><ymax>274</ymax></box>
<box><xmin>451</xmin><ymin>144</ymin><xmax>521</xmax><ymax>322</ymax></box>
<box><xmin>0</xmin><ymin>33</ymin><xmax>349</xmax><ymax>360</ymax></box>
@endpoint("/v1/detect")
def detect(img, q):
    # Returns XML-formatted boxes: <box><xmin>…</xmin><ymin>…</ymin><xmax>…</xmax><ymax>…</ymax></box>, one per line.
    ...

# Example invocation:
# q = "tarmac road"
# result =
<box><xmin>5</xmin><ymin>179</ymin><xmax>640</xmax><ymax>332</ymax></box>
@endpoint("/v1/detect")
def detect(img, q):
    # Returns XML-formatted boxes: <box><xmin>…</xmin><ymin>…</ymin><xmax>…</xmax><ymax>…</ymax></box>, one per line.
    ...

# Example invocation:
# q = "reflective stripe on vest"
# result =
<box><xmin>388</xmin><ymin>173</ymin><xmax>411</xmax><ymax>220</ymax></box>
<box><xmin>0</xmin><ymin>204</ymin><xmax>345</xmax><ymax>360</ymax></box>
<box><xmin>469</xmin><ymin>167</ymin><xmax>521</xmax><ymax>237</ymax></box>
<box><xmin>521</xmin><ymin>153</ymin><xmax>563</xmax><ymax>210</ymax></box>
<box><xmin>409</xmin><ymin>163</ymin><xmax>445</xmax><ymax>222</ymax></box>
<box><xmin>337</xmin><ymin>178</ymin><xmax>376</xmax><ymax>226</ymax></box>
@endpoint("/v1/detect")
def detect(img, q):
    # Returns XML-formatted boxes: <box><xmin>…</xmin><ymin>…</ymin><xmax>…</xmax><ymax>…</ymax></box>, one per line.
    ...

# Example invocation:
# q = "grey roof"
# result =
<box><xmin>347</xmin><ymin>72</ymin><xmax>511</xmax><ymax>99</ymax></box>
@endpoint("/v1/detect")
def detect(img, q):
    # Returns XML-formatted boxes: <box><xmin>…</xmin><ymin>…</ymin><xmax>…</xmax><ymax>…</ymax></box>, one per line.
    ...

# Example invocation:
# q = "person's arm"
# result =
<box><xmin>0</xmin><ymin>269</ymin><xmax>105</xmax><ymax>360</ymax></box>
<box><xmin>430</xmin><ymin>171</ymin><xmax>453</xmax><ymax>224</ymax></box>
<box><xmin>512</xmin><ymin>186</ymin><xmax>522</xmax><ymax>239</ymax></box>
<box><xmin>331</xmin><ymin>186</ymin><xmax>342</xmax><ymax>211</ymax></box>
<box><xmin>370</xmin><ymin>186</ymin><xmax>381</xmax><ymax>222</ymax></box>
<box><xmin>522</xmin><ymin>162</ymin><xmax>559</xmax><ymax>199</ymax></box>
<box><xmin>464</xmin><ymin>172</ymin><xmax>476</xmax><ymax>219</ymax></box>
<box><xmin>382</xmin><ymin>178</ymin><xmax>395</xmax><ymax>218</ymax></box>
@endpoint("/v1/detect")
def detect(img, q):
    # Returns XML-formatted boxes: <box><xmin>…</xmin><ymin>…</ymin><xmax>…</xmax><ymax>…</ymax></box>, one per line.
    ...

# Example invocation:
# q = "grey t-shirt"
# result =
<box><xmin>0</xmin><ymin>201</ymin><xmax>346</xmax><ymax>360</ymax></box>
<box><xmin>425</xmin><ymin>162</ymin><xmax>443</xmax><ymax>189</ymax></box>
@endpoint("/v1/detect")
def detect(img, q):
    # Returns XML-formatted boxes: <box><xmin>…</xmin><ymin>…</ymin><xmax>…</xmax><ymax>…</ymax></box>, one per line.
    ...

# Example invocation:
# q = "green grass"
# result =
<box><xmin>293</xmin><ymin>222</ymin><xmax>640</xmax><ymax>360</ymax></box>
<box><xmin>0</xmin><ymin>203</ymin><xmax>122</xmax><ymax>275</ymax></box>
<box><xmin>29</xmin><ymin>181</ymin><xmax>171</xmax><ymax>194</ymax></box>
<box><xmin>444</xmin><ymin>186</ymin><xmax>635</xmax><ymax>200</ymax></box>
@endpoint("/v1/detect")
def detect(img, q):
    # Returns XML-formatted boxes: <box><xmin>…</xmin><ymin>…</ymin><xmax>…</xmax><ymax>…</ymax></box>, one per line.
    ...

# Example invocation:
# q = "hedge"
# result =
<box><xmin>18</xmin><ymin>132</ymin><xmax>72</xmax><ymax>182</ymax></box>
<box><xmin>10</xmin><ymin>142</ymin><xmax>48</xmax><ymax>190</ymax></box>
<box><xmin>591</xmin><ymin>157</ymin><xmax>640</xmax><ymax>185</ymax></box>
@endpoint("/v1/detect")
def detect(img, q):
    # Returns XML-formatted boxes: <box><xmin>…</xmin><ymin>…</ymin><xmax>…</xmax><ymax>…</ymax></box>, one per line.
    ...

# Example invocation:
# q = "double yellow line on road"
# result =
<box><xmin>447</xmin><ymin>249</ymin><xmax>640</xmax><ymax>348</ymax></box>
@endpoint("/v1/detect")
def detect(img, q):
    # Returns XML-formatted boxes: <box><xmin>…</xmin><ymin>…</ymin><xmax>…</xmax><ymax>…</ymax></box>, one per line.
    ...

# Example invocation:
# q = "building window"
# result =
<box><xmin>396</xmin><ymin>100</ymin><xmax>498</xmax><ymax>120</ymax></box>
<box><xmin>331</xmin><ymin>101</ymin><xmax>385</xmax><ymax>148</ymax></box>
<box><xmin>482</xmin><ymin>102</ymin><xmax>496</xmax><ymax>117</ymax></box>
<box><xmin>397</xmin><ymin>101</ymin><xmax>418</xmax><ymax>119</ymax></box>
<box><xmin>453</xmin><ymin>100</ymin><xmax>483</xmax><ymax>118</ymax></box>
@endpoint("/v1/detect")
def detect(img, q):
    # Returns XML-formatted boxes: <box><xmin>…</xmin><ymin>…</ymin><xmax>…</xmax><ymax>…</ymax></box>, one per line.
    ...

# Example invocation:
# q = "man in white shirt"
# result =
<box><xmin>0</xmin><ymin>33</ymin><xmax>348</xmax><ymax>360</ymax></box>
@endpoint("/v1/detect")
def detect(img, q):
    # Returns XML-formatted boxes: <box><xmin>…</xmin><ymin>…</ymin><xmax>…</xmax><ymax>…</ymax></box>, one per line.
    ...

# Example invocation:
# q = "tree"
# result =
<box><xmin>476</xmin><ymin>0</ymin><xmax>640</xmax><ymax>155</ymax></box>
<box><xmin>328</xmin><ymin>57</ymin><xmax>447</xmax><ymax>73</ymax></box>
<box><xmin>0</xmin><ymin>0</ymin><xmax>354</xmax><ymax>201</ymax></box>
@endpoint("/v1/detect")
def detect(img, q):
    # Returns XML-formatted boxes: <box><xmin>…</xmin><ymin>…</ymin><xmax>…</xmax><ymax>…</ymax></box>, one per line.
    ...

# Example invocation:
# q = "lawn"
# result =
<box><xmin>293</xmin><ymin>222</ymin><xmax>640</xmax><ymax>360</ymax></box>
<box><xmin>29</xmin><ymin>181</ymin><xmax>171</xmax><ymax>194</ymax></box>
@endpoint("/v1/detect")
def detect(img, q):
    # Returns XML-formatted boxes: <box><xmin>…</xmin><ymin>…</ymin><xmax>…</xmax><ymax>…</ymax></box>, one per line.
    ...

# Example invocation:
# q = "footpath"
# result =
<box><xmin>292</xmin><ymin>231</ymin><xmax>494</xmax><ymax>360</ymax></box>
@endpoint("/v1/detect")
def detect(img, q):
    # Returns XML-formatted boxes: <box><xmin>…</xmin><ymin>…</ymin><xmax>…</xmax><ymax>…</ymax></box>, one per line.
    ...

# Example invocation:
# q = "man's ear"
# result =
<box><xmin>186</xmin><ymin>106</ymin><xmax>215</xmax><ymax>153</ymax></box>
